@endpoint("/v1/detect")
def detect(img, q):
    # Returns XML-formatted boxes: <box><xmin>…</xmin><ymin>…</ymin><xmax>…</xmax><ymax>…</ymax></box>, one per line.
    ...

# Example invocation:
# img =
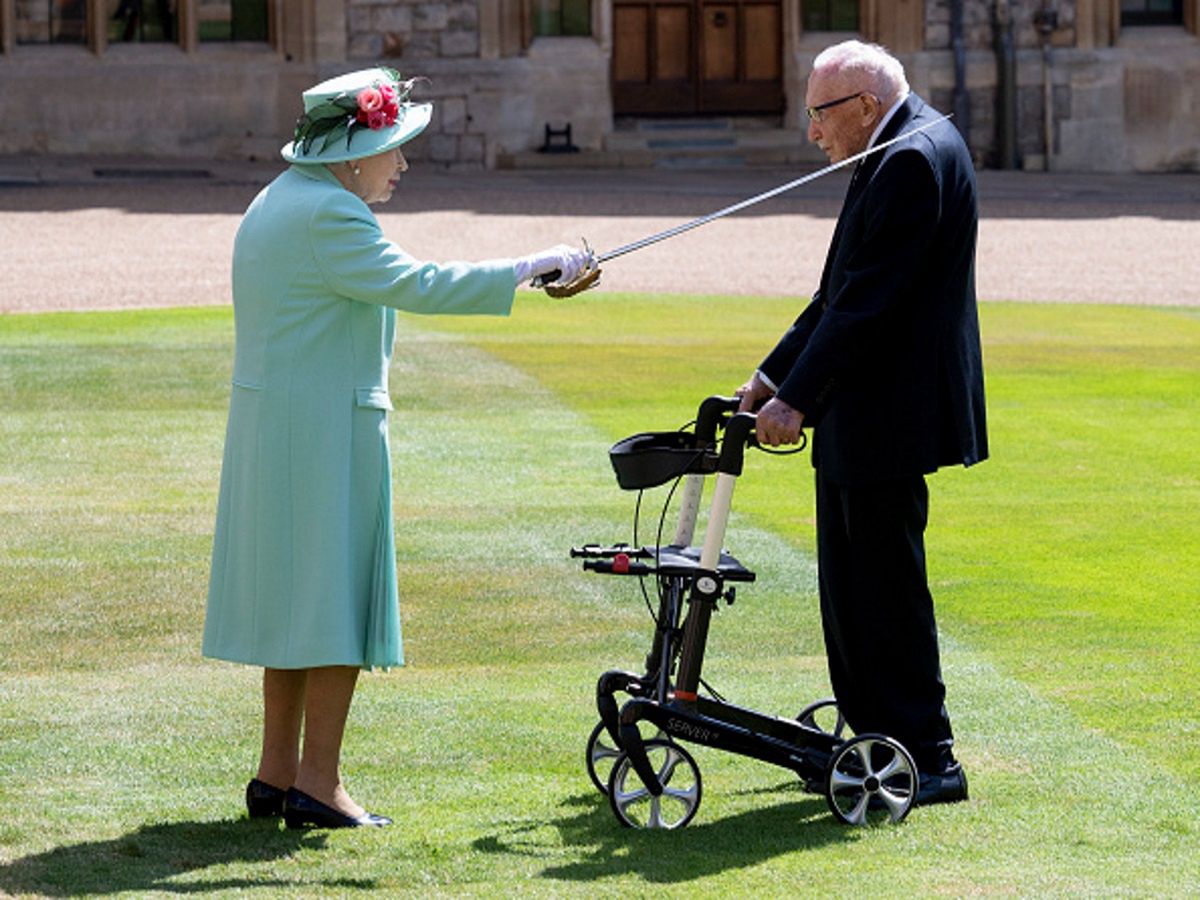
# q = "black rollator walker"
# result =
<box><xmin>571</xmin><ymin>396</ymin><xmax>918</xmax><ymax>828</ymax></box>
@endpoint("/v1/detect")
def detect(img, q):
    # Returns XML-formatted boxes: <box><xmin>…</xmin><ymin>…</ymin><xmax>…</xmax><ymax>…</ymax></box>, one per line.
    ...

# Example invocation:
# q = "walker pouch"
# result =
<box><xmin>609</xmin><ymin>431</ymin><xmax>718</xmax><ymax>490</ymax></box>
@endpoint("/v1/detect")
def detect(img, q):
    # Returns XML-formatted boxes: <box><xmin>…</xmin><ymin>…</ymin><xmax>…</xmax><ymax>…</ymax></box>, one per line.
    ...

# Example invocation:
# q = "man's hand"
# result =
<box><xmin>736</xmin><ymin>373</ymin><xmax>775</xmax><ymax>413</ymax></box>
<box><xmin>755</xmin><ymin>397</ymin><xmax>805</xmax><ymax>447</ymax></box>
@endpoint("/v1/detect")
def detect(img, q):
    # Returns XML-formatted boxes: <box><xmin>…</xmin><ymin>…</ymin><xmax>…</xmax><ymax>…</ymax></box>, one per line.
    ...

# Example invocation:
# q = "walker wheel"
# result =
<box><xmin>825</xmin><ymin>734</ymin><xmax>917</xmax><ymax>826</ymax></box>
<box><xmin>608</xmin><ymin>739</ymin><xmax>702</xmax><ymax>829</ymax></box>
<box><xmin>796</xmin><ymin>698</ymin><xmax>850</xmax><ymax>739</ymax></box>
<box><xmin>585</xmin><ymin>721</ymin><xmax>622</xmax><ymax>795</ymax></box>
<box><xmin>585</xmin><ymin>721</ymin><xmax>672</xmax><ymax>795</ymax></box>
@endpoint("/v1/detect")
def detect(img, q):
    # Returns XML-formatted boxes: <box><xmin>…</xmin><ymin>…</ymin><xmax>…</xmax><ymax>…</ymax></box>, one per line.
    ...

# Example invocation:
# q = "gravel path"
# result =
<box><xmin>2</xmin><ymin>158</ymin><xmax>1198</xmax><ymax>313</ymax></box>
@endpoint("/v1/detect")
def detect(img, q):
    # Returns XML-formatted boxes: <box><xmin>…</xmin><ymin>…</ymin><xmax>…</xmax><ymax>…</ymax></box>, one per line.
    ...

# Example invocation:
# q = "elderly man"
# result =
<box><xmin>737</xmin><ymin>40</ymin><xmax>986</xmax><ymax>805</ymax></box>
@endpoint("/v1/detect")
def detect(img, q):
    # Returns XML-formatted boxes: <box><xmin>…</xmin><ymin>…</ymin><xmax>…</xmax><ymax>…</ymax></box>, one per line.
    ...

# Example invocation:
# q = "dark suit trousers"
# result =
<box><xmin>815</xmin><ymin>472</ymin><xmax>955</xmax><ymax>773</ymax></box>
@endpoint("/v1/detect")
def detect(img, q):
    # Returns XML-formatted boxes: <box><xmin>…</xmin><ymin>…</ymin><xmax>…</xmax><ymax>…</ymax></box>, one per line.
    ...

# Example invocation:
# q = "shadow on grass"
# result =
<box><xmin>0</xmin><ymin>818</ymin><xmax>375</xmax><ymax>895</ymax></box>
<box><xmin>476</xmin><ymin>785</ymin><xmax>856</xmax><ymax>885</ymax></box>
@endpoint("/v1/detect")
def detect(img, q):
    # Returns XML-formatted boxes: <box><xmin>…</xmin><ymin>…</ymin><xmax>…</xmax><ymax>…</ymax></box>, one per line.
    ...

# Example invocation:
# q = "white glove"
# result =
<box><xmin>513</xmin><ymin>244</ymin><xmax>591</xmax><ymax>286</ymax></box>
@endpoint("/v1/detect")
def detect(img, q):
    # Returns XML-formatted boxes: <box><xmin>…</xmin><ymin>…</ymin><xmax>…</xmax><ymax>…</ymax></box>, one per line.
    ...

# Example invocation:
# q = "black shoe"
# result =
<box><xmin>245</xmin><ymin>778</ymin><xmax>287</xmax><ymax>818</ymax></box>
<box><xmin>283</xmin><ymin>787</ymin><xmax>392</xmax><ymax>829</ymax></box>
<box><xmin>917</xmin><ymin>763</ymin><xmax>969</xmax><ymax>806</ymax></box>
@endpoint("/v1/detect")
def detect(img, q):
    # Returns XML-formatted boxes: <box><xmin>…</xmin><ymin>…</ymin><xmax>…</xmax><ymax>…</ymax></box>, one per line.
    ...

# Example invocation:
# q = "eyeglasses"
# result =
<box><xmin>805</xmin><ymin>91</ymin><xmax>867</xmax><ymax>123</ymax></box>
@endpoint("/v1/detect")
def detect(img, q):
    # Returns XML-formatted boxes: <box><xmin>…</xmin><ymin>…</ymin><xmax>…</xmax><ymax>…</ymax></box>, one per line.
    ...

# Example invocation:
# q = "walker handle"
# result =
<box><xmin>694</xmin><ymin>395</ymin><xmax>742</xmax><ymax>446</ymax></box>
<box><xmin>717</xmin><ymin>412</ymin><xmax>757</xmax><ymax>476</ymax></box>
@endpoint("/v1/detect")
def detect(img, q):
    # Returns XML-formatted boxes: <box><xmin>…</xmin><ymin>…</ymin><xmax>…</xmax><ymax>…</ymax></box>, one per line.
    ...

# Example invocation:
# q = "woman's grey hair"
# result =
<box><xmin>813</xmin><ymin>40</ymin><xmax>909</xmax><ymax>104</ymax></box>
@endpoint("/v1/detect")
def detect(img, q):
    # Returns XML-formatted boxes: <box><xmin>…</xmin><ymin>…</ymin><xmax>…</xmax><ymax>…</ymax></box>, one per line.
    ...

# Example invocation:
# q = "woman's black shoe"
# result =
<box><xmin>245</xmin><ymin>778</ymin><xmax>287</xmax><ymax>818</ymax></box>
<box><xmin>283</xmin><ymin>787</ymin><xmax>392</xmax><ymax>829</ymax></box>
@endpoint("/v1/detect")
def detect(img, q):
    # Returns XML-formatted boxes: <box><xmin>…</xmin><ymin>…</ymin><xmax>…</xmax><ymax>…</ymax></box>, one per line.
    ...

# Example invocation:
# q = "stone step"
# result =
<box><xmin>604</xmin><ymin>122</ymin><xmax>820</xmax><ymax>168</ymax></box>
<box><xmin>500</xmin><ymin>118</ymin><xmax>825</xmax><ymax>170</ymax></box>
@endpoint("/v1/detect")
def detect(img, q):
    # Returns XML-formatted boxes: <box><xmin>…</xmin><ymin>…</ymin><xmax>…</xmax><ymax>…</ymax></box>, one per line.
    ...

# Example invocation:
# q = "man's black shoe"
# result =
<box><xmin>916</xmin><ymin>763</ymin><xmax>968</xmax><ymax>806</ymax></box>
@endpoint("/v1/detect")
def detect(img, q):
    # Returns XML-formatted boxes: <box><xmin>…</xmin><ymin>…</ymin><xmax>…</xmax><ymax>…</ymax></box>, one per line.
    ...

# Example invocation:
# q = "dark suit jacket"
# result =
<box><xmin>759</xmin><ymin>93</ymin><xmax>987</xmax><ymax>485</ymax></box>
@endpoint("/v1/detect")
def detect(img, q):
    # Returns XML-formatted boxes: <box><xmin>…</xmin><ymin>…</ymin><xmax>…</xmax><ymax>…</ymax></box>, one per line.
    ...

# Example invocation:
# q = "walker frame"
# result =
<box><xmin>572</xmin><ymin>396</ymin><xmax>918</xmax><ymax>828</ymax></box>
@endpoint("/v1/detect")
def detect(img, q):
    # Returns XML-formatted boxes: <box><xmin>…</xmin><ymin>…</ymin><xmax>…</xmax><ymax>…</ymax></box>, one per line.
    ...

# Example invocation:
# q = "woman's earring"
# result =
<box><xmin>353</xmin><ymin>165</ymin><xmax>361</xmax><ymax>176</ymax></box>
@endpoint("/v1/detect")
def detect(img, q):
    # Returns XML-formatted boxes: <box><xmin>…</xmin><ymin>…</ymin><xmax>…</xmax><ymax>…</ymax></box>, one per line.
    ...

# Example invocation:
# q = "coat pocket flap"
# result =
<box><xmin>355</xmin><ymin>387</ymin><xmax>394</xmax><ymax>410</ymax></box>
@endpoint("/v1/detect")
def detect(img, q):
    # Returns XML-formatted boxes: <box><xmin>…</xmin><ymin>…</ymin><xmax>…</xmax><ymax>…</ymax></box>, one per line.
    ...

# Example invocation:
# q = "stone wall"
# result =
<box><xmin>1090</xmin><ymin>31</ymin><xmax>1200</xmax><ymax>172</ymax></box>
<box><xmin>346</xmin><ymin>1</ymin><xmax>481</xmax><ymax>60</ymax></box>
<box><xmin>0</xmin><ymin>49</ymin><xmax>310</xmax><ymax>161</ymax></box>
<box><xmin>395</xmin><ymin>37</ymin><xmax>611</xmax><ymax>169</ymax></box>
<box><xmin>342</xmin><ymin>2</ymin><xmax>609</xmax><ymax>169</ymax></box>
<box><xmin>913</xmin><ymin>0</ymin><xmax>1199</xmax><ymax>172</ymax></box>
<box><xmin>924</xmin><ymin>0</ymin><xmax>1078</xmax><ymax>49</ymax></box>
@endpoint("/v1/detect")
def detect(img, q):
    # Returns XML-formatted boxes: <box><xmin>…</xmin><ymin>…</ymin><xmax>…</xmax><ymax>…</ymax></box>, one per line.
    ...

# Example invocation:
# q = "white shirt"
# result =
<box><xmin>866</xmin><ymin>92</ymin><xmax>910</xmax><ymax>151</ymax></box>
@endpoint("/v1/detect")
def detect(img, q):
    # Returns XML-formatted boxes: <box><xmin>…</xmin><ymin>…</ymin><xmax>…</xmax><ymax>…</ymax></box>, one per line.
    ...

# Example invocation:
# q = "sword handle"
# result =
<box><xmin>530</xmin><ymin>268</ymin><xmax>561</xmax><ymax>288</ymax></box>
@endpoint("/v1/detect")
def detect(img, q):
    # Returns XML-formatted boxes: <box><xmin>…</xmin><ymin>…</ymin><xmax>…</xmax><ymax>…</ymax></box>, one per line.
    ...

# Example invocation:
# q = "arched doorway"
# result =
<box><xmin>611</xmin><ymin>0</ymin><xmax>784</xmax><ymax>116</ymax></box>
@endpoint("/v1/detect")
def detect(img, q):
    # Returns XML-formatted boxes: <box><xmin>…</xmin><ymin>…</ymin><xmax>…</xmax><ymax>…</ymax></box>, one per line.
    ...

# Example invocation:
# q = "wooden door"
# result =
<box><xmin>612</xmin><ymin>0</ymin><xmax>783</xmax><ymax>116</ymax></box>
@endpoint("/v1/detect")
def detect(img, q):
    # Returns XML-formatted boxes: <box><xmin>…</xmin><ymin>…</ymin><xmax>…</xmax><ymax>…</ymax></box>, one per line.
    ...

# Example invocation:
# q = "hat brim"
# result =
<box><xmin>281</xmin><ymin>102</ymin><xmax>433</xmax><ymax>165</ymax></box>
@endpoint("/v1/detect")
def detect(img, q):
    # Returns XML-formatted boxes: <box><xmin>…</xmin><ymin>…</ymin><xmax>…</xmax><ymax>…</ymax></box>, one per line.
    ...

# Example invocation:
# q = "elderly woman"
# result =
<box><xmin>202</xmin><ymin>68</ymin><xmax>589</xmax><ymax>829</ymax></box>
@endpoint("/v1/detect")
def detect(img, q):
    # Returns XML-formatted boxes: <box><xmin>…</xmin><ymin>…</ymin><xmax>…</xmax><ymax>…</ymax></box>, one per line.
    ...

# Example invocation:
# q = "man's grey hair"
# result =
<box><xmin>813</xmin><ymin>40</ymin><xmax>909</xmax><ymax>105</ymax></box>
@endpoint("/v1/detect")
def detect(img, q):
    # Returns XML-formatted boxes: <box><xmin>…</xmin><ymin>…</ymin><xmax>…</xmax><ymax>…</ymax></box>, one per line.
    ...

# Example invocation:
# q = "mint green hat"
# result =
<box><xmin>282</xmin><ymin>68</ymin><xmax>433</xmax><ymax>165</ymax></box>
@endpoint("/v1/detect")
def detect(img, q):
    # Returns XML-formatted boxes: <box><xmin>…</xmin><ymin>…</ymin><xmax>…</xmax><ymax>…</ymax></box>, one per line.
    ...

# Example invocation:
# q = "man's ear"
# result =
<box><xmin>859</xmin><ymin>93</ymin><xmax>879</xmax><ymax>124</ymax></box>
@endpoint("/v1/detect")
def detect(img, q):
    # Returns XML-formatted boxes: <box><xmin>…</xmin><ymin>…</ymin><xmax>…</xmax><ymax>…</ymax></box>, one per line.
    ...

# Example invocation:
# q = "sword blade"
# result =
<box><xmin>595</xmin><ymin>114</ymin><xmax>951</xmax><ymax>264</ymax></box>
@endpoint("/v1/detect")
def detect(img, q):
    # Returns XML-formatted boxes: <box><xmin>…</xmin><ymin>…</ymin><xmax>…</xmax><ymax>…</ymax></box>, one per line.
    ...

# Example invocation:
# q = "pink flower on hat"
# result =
<box><xmin>355</xmin><ymin>83</ymin><xmax>399</xmax><ymax>130</ymax></box>
<box><xmin>356</xmin><ymin>86</ymin><xmax>384</xmax><ymax>114</ymax></box>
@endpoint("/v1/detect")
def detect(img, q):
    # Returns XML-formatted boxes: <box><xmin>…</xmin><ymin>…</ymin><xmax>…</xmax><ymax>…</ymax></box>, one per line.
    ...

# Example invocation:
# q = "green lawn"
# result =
<box><xmin>0</xmin><ymin>299</ymin><xmax>1196</xmax><ymax>896</ymax></box>
<box><xmin>438</xmin><ymin>295</ymin><xmax>1200</xmax><ymax>782</ymax></box>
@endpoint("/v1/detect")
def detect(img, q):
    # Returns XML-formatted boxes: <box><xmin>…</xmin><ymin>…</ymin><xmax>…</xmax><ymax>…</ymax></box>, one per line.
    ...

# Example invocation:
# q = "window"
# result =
<box><xmin>532</xmin><ymin>0</ymin><xmax>590</xmax><ymax>37</ymax></box>
<box><xmin>198</xmin><ymin>0</ymin><xmax>268</xmax><ymax>42</ymax></box>
<box><xmin>108</xmin><ymin>0</ymin><xmax>176</xmax><ymax>44</ymax></box>
<box><xmin>15</xmin><ymin>0</ymin><xmax>86</xmax><ymax>44</ymax></box>
<box><xmin>1120</xmin><ymin>0</ymin><xmax>1184</xmax><ymax>25</ymax></box>
<box><xmin>802</xmin><ymin>0</ymin><xmax>859</xmax><ymax>32</ymax></box>
<box><xmin>5</xmin><ymin>0</ymin><xmax>272</xmax><ymax>52</ymax></box>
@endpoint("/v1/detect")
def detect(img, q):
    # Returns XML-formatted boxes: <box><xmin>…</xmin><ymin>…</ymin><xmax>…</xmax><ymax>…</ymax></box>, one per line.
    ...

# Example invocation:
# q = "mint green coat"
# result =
<box><xmin>203</xmin><ymin>164</ymin><xmax>515</xmax><ymax>670</ymax></box>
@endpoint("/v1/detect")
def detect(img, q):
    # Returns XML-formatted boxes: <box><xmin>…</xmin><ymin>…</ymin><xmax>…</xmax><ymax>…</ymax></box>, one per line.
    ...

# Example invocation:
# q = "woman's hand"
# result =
<box><xmin>513</xmin><ymin>244</ymin><xmax>592</xmax><ymax>286</ymax></box>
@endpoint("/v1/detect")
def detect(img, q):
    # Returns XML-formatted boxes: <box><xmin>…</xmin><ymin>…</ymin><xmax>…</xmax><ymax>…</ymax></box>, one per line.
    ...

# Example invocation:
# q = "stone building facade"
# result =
<box><xmin>0</xmin><ymin>1</ymin><xmax>1197</xmax><ymax>172</ymax></box>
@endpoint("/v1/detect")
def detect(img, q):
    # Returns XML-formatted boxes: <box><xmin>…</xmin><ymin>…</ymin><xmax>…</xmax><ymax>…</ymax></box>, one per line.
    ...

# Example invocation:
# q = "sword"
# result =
<box><xmin>533</xmin><ymin>113</ymin><xmax>952</xmax><ymax>289</ymax></box>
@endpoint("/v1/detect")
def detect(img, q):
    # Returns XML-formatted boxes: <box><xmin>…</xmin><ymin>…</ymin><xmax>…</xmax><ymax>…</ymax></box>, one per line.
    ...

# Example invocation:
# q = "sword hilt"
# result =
<box><xmin>531</xmin><ymin>269</ymin><xmax>560</xmax><ymax>288</ymax></box>
<box><xmin>530</xmin><ymin>238</ymin><xmax>597</xmax><ymax>290</ymax></box>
